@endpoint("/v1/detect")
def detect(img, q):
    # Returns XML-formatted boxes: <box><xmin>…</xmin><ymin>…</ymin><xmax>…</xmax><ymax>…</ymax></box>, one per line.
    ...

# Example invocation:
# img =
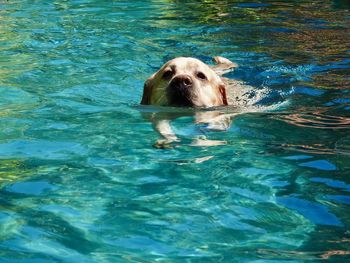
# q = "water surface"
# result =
<box><xmin>0</xmin><ymin>0</ymin><xmax>350</xmax><ymax>262</ymax></box>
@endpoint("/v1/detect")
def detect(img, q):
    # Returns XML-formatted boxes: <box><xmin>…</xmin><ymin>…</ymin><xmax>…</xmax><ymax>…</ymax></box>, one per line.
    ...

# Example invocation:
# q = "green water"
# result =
<box><xmin>0</xmin><ymin>0</ymin><xmax>350</xmax><ymax>262</ymax></box>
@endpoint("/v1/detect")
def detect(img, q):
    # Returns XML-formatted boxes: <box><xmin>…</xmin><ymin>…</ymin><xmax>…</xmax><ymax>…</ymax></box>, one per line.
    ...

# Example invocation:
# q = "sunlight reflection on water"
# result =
<box><xmin>0</xmin><ymin>0</ymin><xmax>349</xmax><ymax>262</ymax></box>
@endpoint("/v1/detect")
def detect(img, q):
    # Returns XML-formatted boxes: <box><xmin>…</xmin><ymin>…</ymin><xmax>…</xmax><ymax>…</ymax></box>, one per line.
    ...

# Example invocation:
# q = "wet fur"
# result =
<box><xmin>141</xmin><ymin>57</ymin><xmax>236</xmax><ymax>107</ymax></box>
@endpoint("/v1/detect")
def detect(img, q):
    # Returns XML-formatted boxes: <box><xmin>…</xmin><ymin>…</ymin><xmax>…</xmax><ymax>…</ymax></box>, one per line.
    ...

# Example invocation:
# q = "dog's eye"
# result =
<box><xmin>163</xmin><ymin>70</ymin><xmax>173</xmax><ymax>79</ymax></box>
<box><xmin>196</xmin><ymin>72</ymin><xmax>207</xmax><ymax>80</ymax></box>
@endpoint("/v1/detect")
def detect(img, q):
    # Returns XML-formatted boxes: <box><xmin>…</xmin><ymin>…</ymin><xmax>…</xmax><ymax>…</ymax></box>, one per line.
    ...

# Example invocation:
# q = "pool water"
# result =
<box><xmin>1</xmin><ymin>0</ymin><xmax>350</xmax><ymax>262</ymax></box>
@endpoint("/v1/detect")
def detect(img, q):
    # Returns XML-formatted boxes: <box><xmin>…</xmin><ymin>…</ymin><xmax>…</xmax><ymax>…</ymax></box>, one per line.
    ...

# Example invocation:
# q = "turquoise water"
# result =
<box><xmin>1</xmin><ymin>0</ymin><xmax>350</xmax><ymax>262</ymax></box>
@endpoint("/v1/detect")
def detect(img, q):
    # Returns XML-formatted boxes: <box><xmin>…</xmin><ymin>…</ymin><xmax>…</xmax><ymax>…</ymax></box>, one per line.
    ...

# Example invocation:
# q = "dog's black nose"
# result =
<box><xmin>167</xmin><ymin>74</ymin><xmax>194</xmax><ymax>106</ymax></box>
<box><xmin>170</xmin><ymin>75</ymin><xmax>193</xmax><ymax>89</ymax></box>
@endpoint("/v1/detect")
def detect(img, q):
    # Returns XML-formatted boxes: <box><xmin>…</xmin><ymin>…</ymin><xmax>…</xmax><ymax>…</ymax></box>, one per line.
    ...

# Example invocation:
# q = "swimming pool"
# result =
<box><xmin>1</xmin><ymin>0</ymin><xmax>349</xmax><ymax>261</ymax></box>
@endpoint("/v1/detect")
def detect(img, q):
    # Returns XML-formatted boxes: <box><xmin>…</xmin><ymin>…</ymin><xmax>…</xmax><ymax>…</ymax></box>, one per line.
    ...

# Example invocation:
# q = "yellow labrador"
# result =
<box><xmin>141</xmin><ymin>56</ymin><xmax>237</xmax><ymax>107</ymax></box>
<box><xmin>140</xmin><ymin>56</ymin><xmax>241</xmax><ymax>148</ymax></box>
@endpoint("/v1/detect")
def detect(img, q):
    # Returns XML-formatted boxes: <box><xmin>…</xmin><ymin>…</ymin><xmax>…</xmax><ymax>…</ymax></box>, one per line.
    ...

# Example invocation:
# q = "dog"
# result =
<box><xmin>141</xmin><ymin>56</ymin><xmax>237</xmax><ymax>107</ymax></box>
<box><xmin>140</xmin><ymin>56</ymin><xmax>255</xmax><ymax>148</ymax></box>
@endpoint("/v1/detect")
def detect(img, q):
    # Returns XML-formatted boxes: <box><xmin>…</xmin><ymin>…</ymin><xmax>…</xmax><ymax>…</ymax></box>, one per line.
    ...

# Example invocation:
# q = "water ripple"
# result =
<box><xmin>274</xmin><ymin>112</ymin><xmax>350</xmax><ymax>129</ymax></box>
<box><xmin>1</xmin><ymin>0</ymin><xmax>350</xmax><ymax>262</ymax></box>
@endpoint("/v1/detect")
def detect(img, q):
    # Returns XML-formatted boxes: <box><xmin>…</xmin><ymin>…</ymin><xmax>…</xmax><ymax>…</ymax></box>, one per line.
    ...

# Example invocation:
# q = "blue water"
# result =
<box><xmin>1</xmin><ymin>0</ymin><xmax>350</xmax><ymax>262</ymax></box>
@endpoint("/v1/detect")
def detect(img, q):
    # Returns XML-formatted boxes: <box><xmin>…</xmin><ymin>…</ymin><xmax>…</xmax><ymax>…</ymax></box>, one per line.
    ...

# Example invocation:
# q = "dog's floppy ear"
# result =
<box><xmin>212</xmin><ymin>56</ymin><xmax>238</xmax><ymax>76</ymax></box>
<box><xmin>141</xmin><ymin>79</ymin><xmax>153</xmax><ymax>105</ymax></box>
<box><xmin>218</xmin><ymin>83</ymin><xmax>228</xmax><ymax>106</ymax></box>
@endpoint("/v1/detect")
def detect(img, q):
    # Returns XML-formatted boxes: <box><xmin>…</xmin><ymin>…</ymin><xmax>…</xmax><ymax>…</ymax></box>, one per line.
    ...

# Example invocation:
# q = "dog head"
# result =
<box><xmin>141</xmin><ymin>57</ymin><xmax>230</xmax><ymax>107</ymax></box>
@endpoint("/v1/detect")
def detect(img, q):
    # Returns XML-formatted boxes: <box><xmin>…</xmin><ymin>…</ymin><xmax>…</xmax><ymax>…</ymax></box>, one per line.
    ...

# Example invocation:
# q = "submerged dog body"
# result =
<box><xmin>141</xmin><ymin>57</ymin><xmax>237</xmax><ymax>107</ymax></box>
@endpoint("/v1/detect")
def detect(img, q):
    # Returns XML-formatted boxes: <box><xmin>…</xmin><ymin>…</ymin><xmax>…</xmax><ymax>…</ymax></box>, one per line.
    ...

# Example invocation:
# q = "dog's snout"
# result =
<box><xmin>171</xmin><ymin>75</ymin><xmax>193</xmax><ymax>88</ymax></box>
